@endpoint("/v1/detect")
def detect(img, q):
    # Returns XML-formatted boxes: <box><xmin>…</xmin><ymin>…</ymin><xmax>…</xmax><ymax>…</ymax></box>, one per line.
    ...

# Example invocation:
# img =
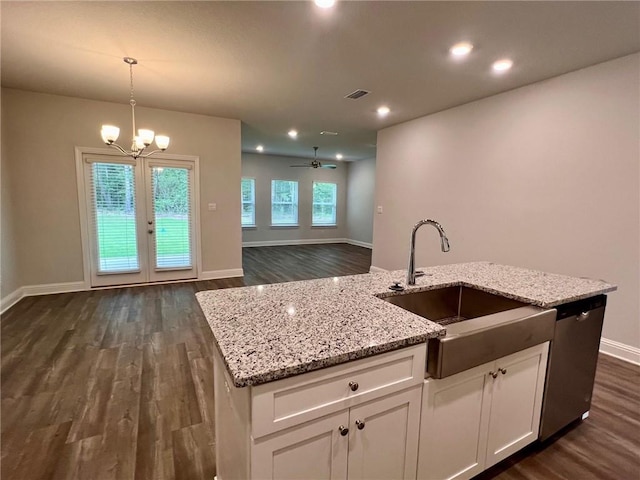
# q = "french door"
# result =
<box><xmin>83</xmin><ymin>154</ymin><xmax>197</xmax><ymax>287</ymax></box>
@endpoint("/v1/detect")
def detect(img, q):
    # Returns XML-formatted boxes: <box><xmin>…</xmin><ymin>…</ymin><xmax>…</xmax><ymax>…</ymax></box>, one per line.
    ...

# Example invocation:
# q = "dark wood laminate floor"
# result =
<box><xmin>2</xmin><ymin>244</ymin><xmax>639</xmax><ymax>479</ymax></box>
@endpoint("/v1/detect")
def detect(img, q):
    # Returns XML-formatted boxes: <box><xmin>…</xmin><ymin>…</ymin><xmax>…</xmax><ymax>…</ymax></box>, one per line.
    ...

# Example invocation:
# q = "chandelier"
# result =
<box><xmin>100</xmin><ymin>57</ymin><xmax>170</xmax><ymax>159</ymax></box>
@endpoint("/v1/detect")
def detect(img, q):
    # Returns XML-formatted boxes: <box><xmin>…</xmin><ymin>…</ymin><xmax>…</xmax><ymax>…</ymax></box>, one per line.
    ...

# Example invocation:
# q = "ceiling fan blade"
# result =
<box><xmin>290</xmin><ymin>164</ymin><xmax>311</xmax><ymax>168</ymax></box>
<box><xmin>321</xmin><ymin>164</ymin><xmax>337</xmax><ymax>169</ymax></box>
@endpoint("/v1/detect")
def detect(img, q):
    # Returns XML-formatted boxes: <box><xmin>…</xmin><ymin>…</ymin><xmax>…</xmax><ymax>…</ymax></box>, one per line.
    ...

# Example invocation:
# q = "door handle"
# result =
<box><xmin>577</xmin><ymin>311</ymin><xmax>590</xmax><ymax>322</ymax></box>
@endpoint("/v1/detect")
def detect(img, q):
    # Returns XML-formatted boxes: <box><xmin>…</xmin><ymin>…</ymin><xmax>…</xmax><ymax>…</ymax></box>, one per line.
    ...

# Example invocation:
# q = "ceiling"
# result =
<box><xmin>2</xmin><ymin>1</ymin><xmax>639</xmax><ymax>161</ymax></box>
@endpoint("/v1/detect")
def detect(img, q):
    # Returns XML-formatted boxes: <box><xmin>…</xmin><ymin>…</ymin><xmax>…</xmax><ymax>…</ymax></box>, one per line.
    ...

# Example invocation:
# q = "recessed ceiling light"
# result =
<box><xmin>288</xmin><ymin>129</ymin><xmax>298</xmax><ymax>138</ymax></box>
<box><xmin>450</xmin><ymin>42</ymin><xmax>473</xmax><ymax>57</ymax></box>
<box><xmin>256</xmin><ymin>145</ymin><xmax>264</xmax><ymax>152</ymax></box>
<box><xmin>336</xmin><ymin>153</ymin><xmax>343</xmax><ymax>160</ymax></box>
<box><xmin>314</xmin><ymin>0</ymin><xmax>336</xmax><ymax>8</ymax></box>
<box><xmin>377</xmin><ymin>106</ymin><xmax>390</xmax><ymax>117</ymax></box>
<box><xmin>492</xmin><ymin>59</ymin><xmax>513</xmax><ymax>72</ymax></box>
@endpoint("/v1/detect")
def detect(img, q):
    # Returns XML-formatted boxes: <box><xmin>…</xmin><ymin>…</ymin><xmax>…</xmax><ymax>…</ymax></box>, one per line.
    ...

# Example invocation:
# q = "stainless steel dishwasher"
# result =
<box><xmin>539</xmin><ymin>295</ymin><xmax>607</xmax><ymax>441</ymax></box>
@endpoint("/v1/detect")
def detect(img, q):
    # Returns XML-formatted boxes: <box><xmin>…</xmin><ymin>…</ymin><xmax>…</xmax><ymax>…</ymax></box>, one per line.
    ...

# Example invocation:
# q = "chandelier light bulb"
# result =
<box><xmin>138</xmin><ymin>129</ymin><xmax>155</xmax><ymax>146</ymax></box>
<box><xmin>134</xmin><ymin>136</ymin><xmax>146</xmax><ymax>150</ymax></box>
<box><xmin>155</xmin><ymin>135</ymin><xmax>170</xmax><ymax>150</ymax></box>
<box><xmin>101</xmin><ymin>125</ymin><xmax>120</xmax><ymax>144</ymax></box>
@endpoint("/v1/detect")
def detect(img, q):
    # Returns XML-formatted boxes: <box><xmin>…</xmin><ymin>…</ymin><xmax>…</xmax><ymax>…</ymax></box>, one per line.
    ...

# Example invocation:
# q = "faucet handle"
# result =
<box><xmin>389</xmin><ymin>282</ymin><xmax>404</xmax><ymax>292</ymax></box>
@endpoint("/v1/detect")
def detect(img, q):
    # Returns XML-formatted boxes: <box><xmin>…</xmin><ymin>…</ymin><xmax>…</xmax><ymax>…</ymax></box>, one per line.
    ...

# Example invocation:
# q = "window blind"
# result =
<box><xmin>241</xmin><ymin>178</ymin><xmax>256</xmax><ymax>226</ymax></box>
<box><xmin>90</xmin><ymin>162</ymin><xmax>140</xmax><ymax>273</ymax></box>
<box><xmin>151</xmin><ymin>166</ymin><xmax>193</xmax><ymax>269</ymax></box>
<box><xmin>312</xmin><ymin>182</ymin><xmax>337</xmax><ymax>225</ymax></box>
<box><xmin>271</xmin><ymin>180</ymin><xmax>299</xmax><ymax>225</ymax></box>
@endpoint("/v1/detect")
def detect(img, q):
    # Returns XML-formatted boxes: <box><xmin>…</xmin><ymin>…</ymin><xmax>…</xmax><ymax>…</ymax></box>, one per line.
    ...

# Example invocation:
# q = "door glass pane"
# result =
<box><xmin>92</xmin><ymin>162</ymin><xmax>139</xmax><ymax>272</ymax></box>
<box><xmin>152</xmin><ymin>166</ymin><xmax>192</xmax><ymax>269</ymax></box>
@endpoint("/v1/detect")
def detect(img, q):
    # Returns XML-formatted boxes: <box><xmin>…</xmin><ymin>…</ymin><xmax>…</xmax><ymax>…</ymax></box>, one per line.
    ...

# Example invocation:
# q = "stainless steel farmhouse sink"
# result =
<box><xmin>382</xmin><ymin>286</ymin><xmax>556</xmax><ymax>378</ymax></box>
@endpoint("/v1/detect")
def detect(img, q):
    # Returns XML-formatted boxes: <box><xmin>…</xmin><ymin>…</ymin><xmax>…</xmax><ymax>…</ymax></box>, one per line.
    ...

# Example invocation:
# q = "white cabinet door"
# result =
<box><xmin>417</xmin><ymin>363</ymin><xmax>491</xmax><ymax>480</ymax></box>
<box><xmin>484</xmin><ymin>343</ymin><xmax>549</xmax><ymax>468</ymax></box>
<box><xmin>347</xmin><ymin>386</ymin><xmax>422</xmax><ymax>480</ymax></box>
<box><xmin>251</xmin><ymin>410</ymin><xmax>349</xmax><ymax>480</ymax></box>
<box><xmin>417</xmin><ymin>342</ymin><xmax>550</xmax><ymax>479</ymax></box>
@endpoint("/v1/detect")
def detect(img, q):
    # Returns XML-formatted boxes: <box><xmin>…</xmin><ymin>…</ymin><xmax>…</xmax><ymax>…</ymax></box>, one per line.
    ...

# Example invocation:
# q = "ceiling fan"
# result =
<box><xmin>290</xmin><ymin>146</ymin><xmax>337</xmax><ymax>169</ymax></box>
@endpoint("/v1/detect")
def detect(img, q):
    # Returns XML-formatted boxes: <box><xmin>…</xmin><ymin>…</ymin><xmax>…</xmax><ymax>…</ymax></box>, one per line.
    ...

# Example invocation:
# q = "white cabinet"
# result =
<box><xmin>417</xmin><ymin>342</ymin><xmax>549</xmax><ymax>480</ymax></box>
<box><xmin>253</xmin><ymin>386</ymin><xmax>422</xmax><ymax>480</ymax></box>
<box><xmin>252</xmin><ymin>410</ymin><xmax>349</xmax><ymax>480</ymax></box>
<box><xmin>214</xmin><ymin>344</ymin><xmax>426</xmax><ymax>480</ymax></box>
<box><xmin>348</xmin><ymin>386</ymin><xmax>422</xmax><ymax>480</ymax></box>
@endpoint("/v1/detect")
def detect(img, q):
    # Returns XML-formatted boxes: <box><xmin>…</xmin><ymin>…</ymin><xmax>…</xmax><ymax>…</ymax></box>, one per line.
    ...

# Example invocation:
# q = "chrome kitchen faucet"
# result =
<box><xmin>406</xmin><ymin>219</ymin><xmax>450</xmax><ymax>285</ymax></box>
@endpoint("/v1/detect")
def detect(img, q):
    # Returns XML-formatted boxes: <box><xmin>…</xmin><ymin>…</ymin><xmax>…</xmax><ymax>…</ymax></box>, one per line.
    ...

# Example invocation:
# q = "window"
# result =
<box><xmin>241</xmin><ymin>178</ymin><xmax>256</xmax><ymax>226</ymax></box>
<box><xmin>312</xmin><ymin>182</ymin><xmax>337</xmax><ymax>226</ymax></box>
<box><xmin>271</xmin><ymin>180</ymin><xmax>298</xmax><ymax>226</ymax></box>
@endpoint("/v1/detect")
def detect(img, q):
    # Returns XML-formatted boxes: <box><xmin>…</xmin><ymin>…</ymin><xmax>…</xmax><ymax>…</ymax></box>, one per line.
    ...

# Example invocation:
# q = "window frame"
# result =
<box><xmin>271</xmin><ymin>179</ymin><xmax>299</xmax><ymax>227</ymax></box>
<box><xmin>241</xmin><ymin>177</ymin><xmax>256</xmax><ymax>227</ymax></box>
<box><xmin>311</xmin><ymin>181</ymin><xmax>338</xmax><ymax>226</ymax></box>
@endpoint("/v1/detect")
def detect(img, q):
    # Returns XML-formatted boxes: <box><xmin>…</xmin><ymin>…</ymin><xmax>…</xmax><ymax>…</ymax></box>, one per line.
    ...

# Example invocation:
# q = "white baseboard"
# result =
<box><xmin>345</xmin><ymin>239</ymin><xmax>373</xmax><ymax>249</ymax></box>
<box><xmin>599</xmin><ymin>337</ymin><xmax>640</xmax><ymax>366</ymax></box>
<box><xmin>22</xmin><ymin>281</ymin><xmax>86</xmax><ymax>297</ymax></box>
<box><xmin>200</xmin><ymin>268</ymin><xmax>244</xmax><ymax>280</ymax></box>
<box><xmin>243</xmin><ymin>238</ymin><xmax>347</xmax><ymax>247</ymax></box>
<box><xmin>369</xmin><ymin>265</ymin><xmax>387</xmax><ymax>273</ymax></box>
<box><xmin>1</xmin><ymin>281</ymin><xmax>86</xmax><ymax>315</ymax></box>
<box><xmin>1</xmin><ymin>287</ymin><xmax>25</xmax><ymax>314</ymax></box>
<box><xmin>242</xmin><ymin>238</ymin><xmax>373</xmax><ymax>248</ymax></box>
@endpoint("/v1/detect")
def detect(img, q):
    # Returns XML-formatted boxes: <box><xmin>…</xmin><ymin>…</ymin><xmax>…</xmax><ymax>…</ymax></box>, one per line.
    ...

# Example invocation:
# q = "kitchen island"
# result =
<box><xmin>196</xmin><ymin>262</ymin><xmax>615</xmax><ymax>480</ymax></box>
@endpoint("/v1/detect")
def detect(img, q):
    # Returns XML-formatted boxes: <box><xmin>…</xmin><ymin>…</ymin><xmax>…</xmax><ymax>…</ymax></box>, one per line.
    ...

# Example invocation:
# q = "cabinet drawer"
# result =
<box><xmin>252</xmin><ymin>344</ymin><xmax>426</xmax><ymax>438</ymax></box>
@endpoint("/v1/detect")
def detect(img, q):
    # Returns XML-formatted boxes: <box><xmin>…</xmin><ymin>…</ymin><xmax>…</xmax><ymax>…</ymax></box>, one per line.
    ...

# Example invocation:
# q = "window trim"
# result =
<box><xmin>241</xmin><ymin>177</ymin><xmax>256</xmax><ymax>227</ymax></box>
<box><xmin>271</xmin><ymin>179</ymin><xmax>299</xmax><ymax>227</ymax></box>
<box><xmin>311</xmin><ymin>181</ymin><xmax>338</xmax><ymax>227</ymax></box>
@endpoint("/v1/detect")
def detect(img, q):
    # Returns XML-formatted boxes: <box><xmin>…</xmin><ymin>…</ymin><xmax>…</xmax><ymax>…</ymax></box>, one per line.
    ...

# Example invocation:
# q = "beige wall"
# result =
<box><xmin>241</xmin><ymin>153</ymin><xmax>348</xmax><ymax>244</ymax></box>
<box><xmin>373</xmin><ymin>54</ymin><xmax>639</xmax><ymax>349</ymax></box>
<box><xmin>1</xmin><ymin>106</ymin><xmax>21</xmax><ymax>297</ymax></box>
<box><xmin>346</xmin><ymin>158</ymin><xmax>375</xmax><ymax>245</ymax></box>
<box><xmin>1</xmin><ymin>88</ymin><xmax>241</xmax><ymax>290</ymax></box>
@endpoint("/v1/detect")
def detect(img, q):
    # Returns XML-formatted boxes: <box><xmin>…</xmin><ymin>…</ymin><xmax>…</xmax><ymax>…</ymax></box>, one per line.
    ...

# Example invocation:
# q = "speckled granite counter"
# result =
<box><xmin>196</xmin><ymin>262</ymin><xmax>616</xmax><ymax>387</ymax></box>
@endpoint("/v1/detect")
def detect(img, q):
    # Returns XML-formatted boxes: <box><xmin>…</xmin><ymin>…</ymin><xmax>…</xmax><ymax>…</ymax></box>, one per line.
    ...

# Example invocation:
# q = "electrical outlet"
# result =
<box><xmin>377</xmin><ymin>206</ymin><xmax>383</xmax><ymax>214</ymax></box>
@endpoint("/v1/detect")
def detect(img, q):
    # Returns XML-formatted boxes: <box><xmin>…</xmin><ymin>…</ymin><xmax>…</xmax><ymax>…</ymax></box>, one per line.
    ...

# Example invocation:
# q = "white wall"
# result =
<box><xmin>346</xmin><ymin>158</ymin><xmax>376</xmax><ymax>246</ymax></box>
<box><xmin>373</xmin><ymin>54</ymin><xmax>639</xmax><ymax>350</ymax></box>
<box><xmin>241</xmin><ymin>153</ymin><xmax>348</xmax><ymax>245</ymax></box>
<box><xmin>1</xmin><ymin>88</ymin><xmax>242</xmax><ymax>296</ymax></box>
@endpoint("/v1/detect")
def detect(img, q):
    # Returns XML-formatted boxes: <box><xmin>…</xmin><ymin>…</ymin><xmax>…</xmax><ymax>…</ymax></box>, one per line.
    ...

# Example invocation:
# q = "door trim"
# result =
<box><xmin>74</xmin><ymin>146</ymin><xmax>202</xmax><ymax>289</ymax></box>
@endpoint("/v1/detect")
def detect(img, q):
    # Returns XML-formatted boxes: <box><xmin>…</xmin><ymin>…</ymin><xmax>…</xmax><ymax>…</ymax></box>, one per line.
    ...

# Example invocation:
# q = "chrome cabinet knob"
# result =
<box><xmin>338</xmin><ymin>425</ymin><xmax>349</xmax><ymax>436</ymax></box>
<box><xmin>348</xmin><ymin>381</ymin><xmax>359</xmax><ymax>392</ymax></box>
<box><xmin>356</xmin><ymin>420</ymin><xmax>365</xmax><ymax>430</ymax></box>
<box><xmin>499</xmin><ymin>368</ymin><xmax>507</xmax><ymax>375</ymax></box>
<box><xmin>489</xmin><ymin>371</ymin><xmax>498</xmax><ymax>379</ymax></box>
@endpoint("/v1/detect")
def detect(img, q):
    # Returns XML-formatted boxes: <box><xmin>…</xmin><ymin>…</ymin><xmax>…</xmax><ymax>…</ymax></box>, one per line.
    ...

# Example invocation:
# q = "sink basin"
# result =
<box><xmin>382</xmin><ymin>286</ymin><xmax>556</xmax><ymax>378</ymax></box>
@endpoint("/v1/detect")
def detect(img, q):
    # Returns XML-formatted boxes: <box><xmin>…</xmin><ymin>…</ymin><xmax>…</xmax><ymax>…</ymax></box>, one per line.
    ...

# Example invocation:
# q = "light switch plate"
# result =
<box><xmin>208</xmin><ymin>203</ymin><xmax>217</xmax><ymax>211</ymax></box>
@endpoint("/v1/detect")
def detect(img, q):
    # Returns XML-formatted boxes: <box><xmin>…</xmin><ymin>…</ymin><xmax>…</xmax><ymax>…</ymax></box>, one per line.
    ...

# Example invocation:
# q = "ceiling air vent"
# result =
<box><xmin>345</xmin><ymin>89</ymin><xmax>370</xmax><ymax>100</ymax></box>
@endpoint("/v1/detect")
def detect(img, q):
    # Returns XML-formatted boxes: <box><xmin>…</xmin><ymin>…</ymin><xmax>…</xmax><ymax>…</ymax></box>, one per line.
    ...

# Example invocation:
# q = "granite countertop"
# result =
<box><xmin>196</xmin><ymin>262</ymin><xmax>616</xmax><ymax>387</ymax></box>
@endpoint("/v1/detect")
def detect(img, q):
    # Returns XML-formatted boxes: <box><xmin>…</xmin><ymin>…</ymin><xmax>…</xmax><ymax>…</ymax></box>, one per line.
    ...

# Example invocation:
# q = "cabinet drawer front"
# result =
<box><xmin>252</xmin><ymin>345</ymin><xmax>426</xmax><ymax>438</ymax></box>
